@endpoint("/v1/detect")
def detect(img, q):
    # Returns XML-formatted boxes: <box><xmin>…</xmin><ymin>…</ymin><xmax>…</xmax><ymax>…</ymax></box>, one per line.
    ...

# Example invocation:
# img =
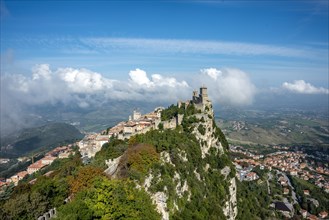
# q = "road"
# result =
<box><xmin>276</xmin><ymin>170</ymin><xmax>298</xmax><ymax>204</ymax></box>
<box><xmin>267</xmin><ymin>172</ymin><xmax>272</xmax><ymax>195</ymax></box>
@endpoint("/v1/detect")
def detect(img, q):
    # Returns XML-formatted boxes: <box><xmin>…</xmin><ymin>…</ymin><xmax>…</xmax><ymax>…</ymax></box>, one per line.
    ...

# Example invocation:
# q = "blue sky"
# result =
<box><xmin>1</xmin><ymin>0</ymin><xmax>328</xmax><ymax>98</ymax></box>
<box><xmin>0</xmin><ymin>0</ymin><xmax>328</xmax><ymax>135</ymax></box>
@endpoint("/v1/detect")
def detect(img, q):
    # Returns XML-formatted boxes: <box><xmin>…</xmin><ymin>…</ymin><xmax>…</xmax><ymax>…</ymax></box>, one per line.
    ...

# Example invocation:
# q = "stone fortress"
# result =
<box><xmin>179</xmin><ymin>85</ymin><xmax>212</xmax><ymax>109</ymax></box>
<box><xmin>193</xmin><ymin>86</ymin><xmax>210</xmax><ymax>105</ymax></box>
<box><xmin>78</xmin><ymin>86</ymin><xmax>211</xmax><ymax>158</ymax></box>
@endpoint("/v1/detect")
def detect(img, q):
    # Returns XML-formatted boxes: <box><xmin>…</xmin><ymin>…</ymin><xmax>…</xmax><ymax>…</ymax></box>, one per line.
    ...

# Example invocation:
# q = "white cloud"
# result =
<box><xmin>200</xmin><ymin>67</ymin><xmax>256</xmax><ymax>105</ymax></box>
<box><xmin>129</xmin><ymin>68</ymin><xmax>152</xmax><ymax>87</ymax></box>
<box><xmin>1</xmin><ymin>64</ymin><xmax>258</xmax><ymax>135</ymax></box>
<box><xmin>1</xmin><ymin>65</ymin><xmax>190</xmax><ymax>109</ymax></box>
<box><xmin>128</xmin><ymin>68</ymin><xmax>189</xmax><ymax>89</ymax></box>
<box><xmin>58</xmin><ymin>67</ymin><xmax>114</xmax><ymax>93</ymax></box>
<box><xmin>32</xmin><ymin>64</ymin><xmax>52</xmax><ymax>80</ymax></box>
<box><xmin>2</xmin><ymin>64</ymin><xmax>256</xmax><ymax>112</ymax></box>
<box><xmin>81</xmin><ymin>37</ymin><xmax>311</xmax><ymax>58</ymax></box>
<box><xmin>201</xmin><ymin>68</ymin><xmax>220</xmax><ymax>80</ymax></box>
<box><xmin>282</xmin><ymin>80</ymin><xmax>329</xmax><ymax>94</ymax></box>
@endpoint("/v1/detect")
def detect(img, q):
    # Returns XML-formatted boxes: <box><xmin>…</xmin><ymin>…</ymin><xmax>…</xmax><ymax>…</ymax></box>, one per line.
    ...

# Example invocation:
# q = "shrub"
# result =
<box><xmin>198</xmin><ymin>124</ymin><xmax>206</xmax><ymax>135</ymax></box>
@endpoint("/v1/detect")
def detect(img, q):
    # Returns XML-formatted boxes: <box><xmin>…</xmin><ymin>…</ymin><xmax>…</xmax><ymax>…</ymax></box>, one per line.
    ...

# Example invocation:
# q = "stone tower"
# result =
<box><xmin>132</xmin><ymin>110</ymin><xmax>141</xmax><ymax>120</ymax></box>
<box><xmin>200</xmin><ymin>86</ymin><xmax>209</xmax><ymax>104</ymax></box>
<box><xmin>192</xmin><ymin>90</ymin><xmax>199</xmax><ymax>103</ymax></box>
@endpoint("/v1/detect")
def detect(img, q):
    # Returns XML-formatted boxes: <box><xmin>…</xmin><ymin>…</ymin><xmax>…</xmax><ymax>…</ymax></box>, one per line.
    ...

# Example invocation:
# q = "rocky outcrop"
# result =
<box><xmin>191</xmin><ymin>104</ymin><xmax>237</xmax><ymax>220</ymax></box>
<box><xmin>223</xmin><ymin>177</ymin><xmax>238</xmax><ymax>220</ymax></box>
<box><xmin>174</xmin><ymin>172</ymin><xmax>190</xmax><ymax>199</ymax></box>
<box><xmin>160</xmin><ymin>151</ymin><xmax>175</xmax><ymax>166</ymax></box>
<box><xmin>191</xmin><ymin>106</ymin><xmax>224</xmax><ymax>158</ymax></box>
<box><xmin>107</xmin><ymin>87</ymin><xmax>237</xmax><ymax>220</ymax></box>
<box><xmin>104</xmin><ymin>155</ymin><xmax>122</xmax><ymax>177</ymax></box>
<box><xmin>151</xmin><ymin>192</ymin><xmax>169</xmax><ymax>220</ymax></box>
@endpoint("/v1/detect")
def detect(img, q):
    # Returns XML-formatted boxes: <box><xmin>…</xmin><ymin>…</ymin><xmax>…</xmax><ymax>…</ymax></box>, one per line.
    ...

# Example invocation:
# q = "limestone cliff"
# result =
<box><xmin>104</xmin><ymin>87</ymin><xmax>238</xmax><ymax>219</ymax></box>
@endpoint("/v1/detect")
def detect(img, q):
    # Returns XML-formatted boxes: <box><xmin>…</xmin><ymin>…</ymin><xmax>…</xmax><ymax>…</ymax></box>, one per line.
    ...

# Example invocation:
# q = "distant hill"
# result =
<box><xmin>0</xmin><ymin>122</ymin><xmax>84</xmax><ymax>157</ymax></box>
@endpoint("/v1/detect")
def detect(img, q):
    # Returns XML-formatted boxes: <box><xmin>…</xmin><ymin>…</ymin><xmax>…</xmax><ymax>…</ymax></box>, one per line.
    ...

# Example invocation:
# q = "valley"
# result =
<box><xmin>217</xmin><ymin>108</ymin><xmax>329</xmax><ymax>147</ymax></box>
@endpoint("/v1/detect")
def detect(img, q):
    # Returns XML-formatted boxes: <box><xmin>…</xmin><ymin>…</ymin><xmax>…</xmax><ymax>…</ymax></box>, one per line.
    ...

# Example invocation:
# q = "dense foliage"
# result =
<box><xmin>161</xmin><ymin>103</ymin><xmax>200</xmax><ymax>122</ymax></box>
<box><xmin>0</xmin><ymin>151</ymin><xmax>85</xmax><ymax>219</ymax></box>
<box><xmin>236</xmin><ymin>180</ymin><xmax>274</xmax><ymax>219</ymax></box>
<box><xmin>92</xmin><ymin>138</ymin><xmax>128</xmax><ymax>169</ymax></box>
<box><xmin>118</xmin><ymin>143</ymin><xmax>160</xmax><ymax>181</ymax></box>
<box><xmin>290</xmin><ymin>176</ymin><xmax>329</xmax><ymax>215</ymax></box>
<box><xmin>55</xmin><ymin>178</ymin><xmax>160</xmax><ymax>220</ymax></box>
<box><xmin>161</xmin><ymin>104</ymin><xmax>185</xmax><ymax>121</ymax></box>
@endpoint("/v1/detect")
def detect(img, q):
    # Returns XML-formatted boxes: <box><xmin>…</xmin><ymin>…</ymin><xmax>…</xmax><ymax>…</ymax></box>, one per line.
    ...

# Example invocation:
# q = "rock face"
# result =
<box><xmin>223</xmin><ymin>177</ymin><xmax>238</xmax><ymax>220</ymax></box>
<box><xmin>146</xmin><ymin>101</ymin><xmax>237</xmax><ymax>219</ymax></box>
<box><xmin>105</xmin><ymin>87</ymin><xmax>238</xmax><ymax>219</ymax></box>
<box><xmin>152</xmin><ymin>192</ymin><xmax>169</xmax><ymax>220</ymax></box>
<box><xmin>192</xmin><ymin>103</ymin><xmax>224</xmax><ymax>158</ymax></box>
<box><xmin>104</xmin><ymin>155</ymin><xmax>122</xmax><ymax>177</ymax></box>
<box><xmin>191</xmin><ymin>104</ymin><xmax>238</xmax><ymax>220</ymax></box>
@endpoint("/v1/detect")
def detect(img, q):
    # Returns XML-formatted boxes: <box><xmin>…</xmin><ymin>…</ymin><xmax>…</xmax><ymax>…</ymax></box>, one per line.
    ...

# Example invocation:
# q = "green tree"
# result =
<box><xmin>69</xmin><ymin>166</ymin><xmax>105</xmax><ymax>195</ymax></box>
<box><xmin>118</xmin><ymin>144</ymin><xmax>159</xmax><ymax>181</ymax></box>
<box><xmin>56</xmin><ymin>178</ymin><xmax>160</xmax><ymax>220</ymax></box>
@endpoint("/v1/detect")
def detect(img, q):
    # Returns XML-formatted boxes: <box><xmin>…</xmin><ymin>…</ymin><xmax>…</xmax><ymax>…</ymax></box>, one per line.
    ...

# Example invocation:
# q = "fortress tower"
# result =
<box><xmin>191</xmin><ymin>86</ymin><xmax>210</xmax><ymax>105</ymax></box>
<box><xmin>200</xmin><ymin>86</ymin><xmax>209</xmax><ymax>104</ymax></box>
<box><xmin>192</xmin><ymin>90</ymin><xmax>199</xmax><ymax>103</ymax></box>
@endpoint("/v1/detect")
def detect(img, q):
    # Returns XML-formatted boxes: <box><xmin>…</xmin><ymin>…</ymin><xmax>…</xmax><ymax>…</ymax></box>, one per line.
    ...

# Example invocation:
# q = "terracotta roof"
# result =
<box><xmin>17</xmin><ymin>171</ymin><xmax>28</xmax><ymax>178</ymax></box>
<box><xmin>42</xmin><ymin>156</ymin><xmax>56</xmax><ymax>160</ymax></box>
<box><xmin>28</xmin><ymin>161</ymin><xmax>46</xmax><ymax>169</ymax></box>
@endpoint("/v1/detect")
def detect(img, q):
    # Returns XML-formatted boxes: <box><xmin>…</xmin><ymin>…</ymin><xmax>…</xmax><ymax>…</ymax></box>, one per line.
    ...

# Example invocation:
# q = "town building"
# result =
<box><xmin>27</xmin><ymin>161</ymin><xmax>47</xmax><ymax>174</ymax></box>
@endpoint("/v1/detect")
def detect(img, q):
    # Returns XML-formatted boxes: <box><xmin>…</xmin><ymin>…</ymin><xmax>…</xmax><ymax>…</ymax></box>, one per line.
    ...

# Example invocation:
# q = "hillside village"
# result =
<box><xmin>0</xmin><ymin>145</ymin><xmax>74</xmax><ymax>187</ymax></box>
<box><xmin>230</xmin><ymin>145</ymin><xmax>329</xmax><ymax>219</ymax></box>
<box><xmin>78</xmin><ymin>108</ymin><xmax>163</xmax><ymax>159</ymax></box>
<box><xmin>78</xmin><ymin>86</ymin><xmax>211</xmax><ymax>160</ymax></box>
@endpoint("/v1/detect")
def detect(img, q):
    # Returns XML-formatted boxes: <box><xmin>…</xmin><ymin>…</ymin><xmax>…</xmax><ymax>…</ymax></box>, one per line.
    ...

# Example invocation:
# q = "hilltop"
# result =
<box><xmin>0</xmin><ymin>87</ymin><xmax>240</xmax><ymax>219</ymax></box>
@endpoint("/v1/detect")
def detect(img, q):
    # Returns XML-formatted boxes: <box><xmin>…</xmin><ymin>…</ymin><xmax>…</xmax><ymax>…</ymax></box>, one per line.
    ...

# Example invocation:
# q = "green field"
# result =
<box><xmin>216</xmin><ymin>109</ymin><xmax>329</xmax><ymax>146</ymax></box>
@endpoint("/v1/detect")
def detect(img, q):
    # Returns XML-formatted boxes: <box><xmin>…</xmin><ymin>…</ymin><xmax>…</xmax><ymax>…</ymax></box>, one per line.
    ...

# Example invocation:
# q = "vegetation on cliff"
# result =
<box><xmin>0</xmin><ymin>102</ymin><xmax>235</xmax><ymax>220</ymax></box>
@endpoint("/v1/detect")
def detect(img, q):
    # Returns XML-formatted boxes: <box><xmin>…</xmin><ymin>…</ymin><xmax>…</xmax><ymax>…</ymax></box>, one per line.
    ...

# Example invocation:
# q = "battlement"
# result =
<box><xmin>192</xmin><ymin>86</ymin><xmax>210</xmax><ymax>105</ymax></box>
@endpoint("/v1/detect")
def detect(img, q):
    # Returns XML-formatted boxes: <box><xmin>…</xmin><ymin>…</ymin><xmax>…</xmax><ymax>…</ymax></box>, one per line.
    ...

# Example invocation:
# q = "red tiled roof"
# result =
<box><xmin>28</xmin><ymin>161</ymin><xmax>46</xmax><ymax>169</ymax></box>
<box><xmin>17</xmin><ymin>171</ymin><xmax>28</xmax><ymax>178</ymax></box>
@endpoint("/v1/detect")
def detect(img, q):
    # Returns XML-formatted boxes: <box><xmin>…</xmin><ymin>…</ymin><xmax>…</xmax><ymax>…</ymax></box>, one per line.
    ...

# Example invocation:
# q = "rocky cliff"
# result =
<box><xmin>104</xmin><ymin>98</ymin><xmax>237</xmax><ymax>219</ymax></box>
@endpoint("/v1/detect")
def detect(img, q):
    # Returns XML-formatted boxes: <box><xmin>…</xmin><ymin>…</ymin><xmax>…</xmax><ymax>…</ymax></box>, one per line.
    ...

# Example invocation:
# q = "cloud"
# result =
<box><xmin>200</xmin><ymin>67</ymin><xmax>256</xmax><ymax>106</ymax></box>
<box><xmin>1</xmin><ymin>64</ymin><xmax>258</xmax><ymax>136</ymax></box>
<box><xmin>129</xmin><ymin>69</ymin><xmax>152</xmax><ymax>86</ymax></box>
<box><xmin>282</xmin><ymin>80</ymin><xmax>329</xmax><ymax>94</ymax></box>
<box><xmin>0</xmin><ymin>65</ymin><xmax>191</xmax><ymax>134</ymax></box>
<box><xmin>32</xmin><ymin>64</ymin><xmax>52</xmax><ymax>80</ymax></box>
<box><xmin>3</xmin><ymin>65</ymin><xmax>187</xmax><ymax>107</ymax></box>
<box><xmin>57</xmin><ymin>67</ymin><xmax>114</xmax><ymax>93</ymax></box>
<box><xmin>2</xmin><ymin>64</ymin><xmax>256</xmax><ymax>112</ymax></box>
<box><xmin>128</xmin><ymin>68</ymin><xmax>189</xmax><ymax>89</ymax></box>
<box><xmin>201</xmin><ymin>68</ymin><xmax>220</xmax><ymax>80</ymax></box>
<box><xmin>81</xmin><ymin>37</ymin><xmax>309</xmax><ymax>58</ymax></box>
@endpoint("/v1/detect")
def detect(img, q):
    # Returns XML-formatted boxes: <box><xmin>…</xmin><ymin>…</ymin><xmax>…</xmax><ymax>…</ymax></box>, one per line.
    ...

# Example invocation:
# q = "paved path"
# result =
<box><xmin>277</xmin><ymin>171</ymin><xmax>298</xmax><ymax>204</ymax></box>
<box><xmin>267</xmin><ymin>172</ymin><xmax>273</xmax><ymax>195</ymax></box>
